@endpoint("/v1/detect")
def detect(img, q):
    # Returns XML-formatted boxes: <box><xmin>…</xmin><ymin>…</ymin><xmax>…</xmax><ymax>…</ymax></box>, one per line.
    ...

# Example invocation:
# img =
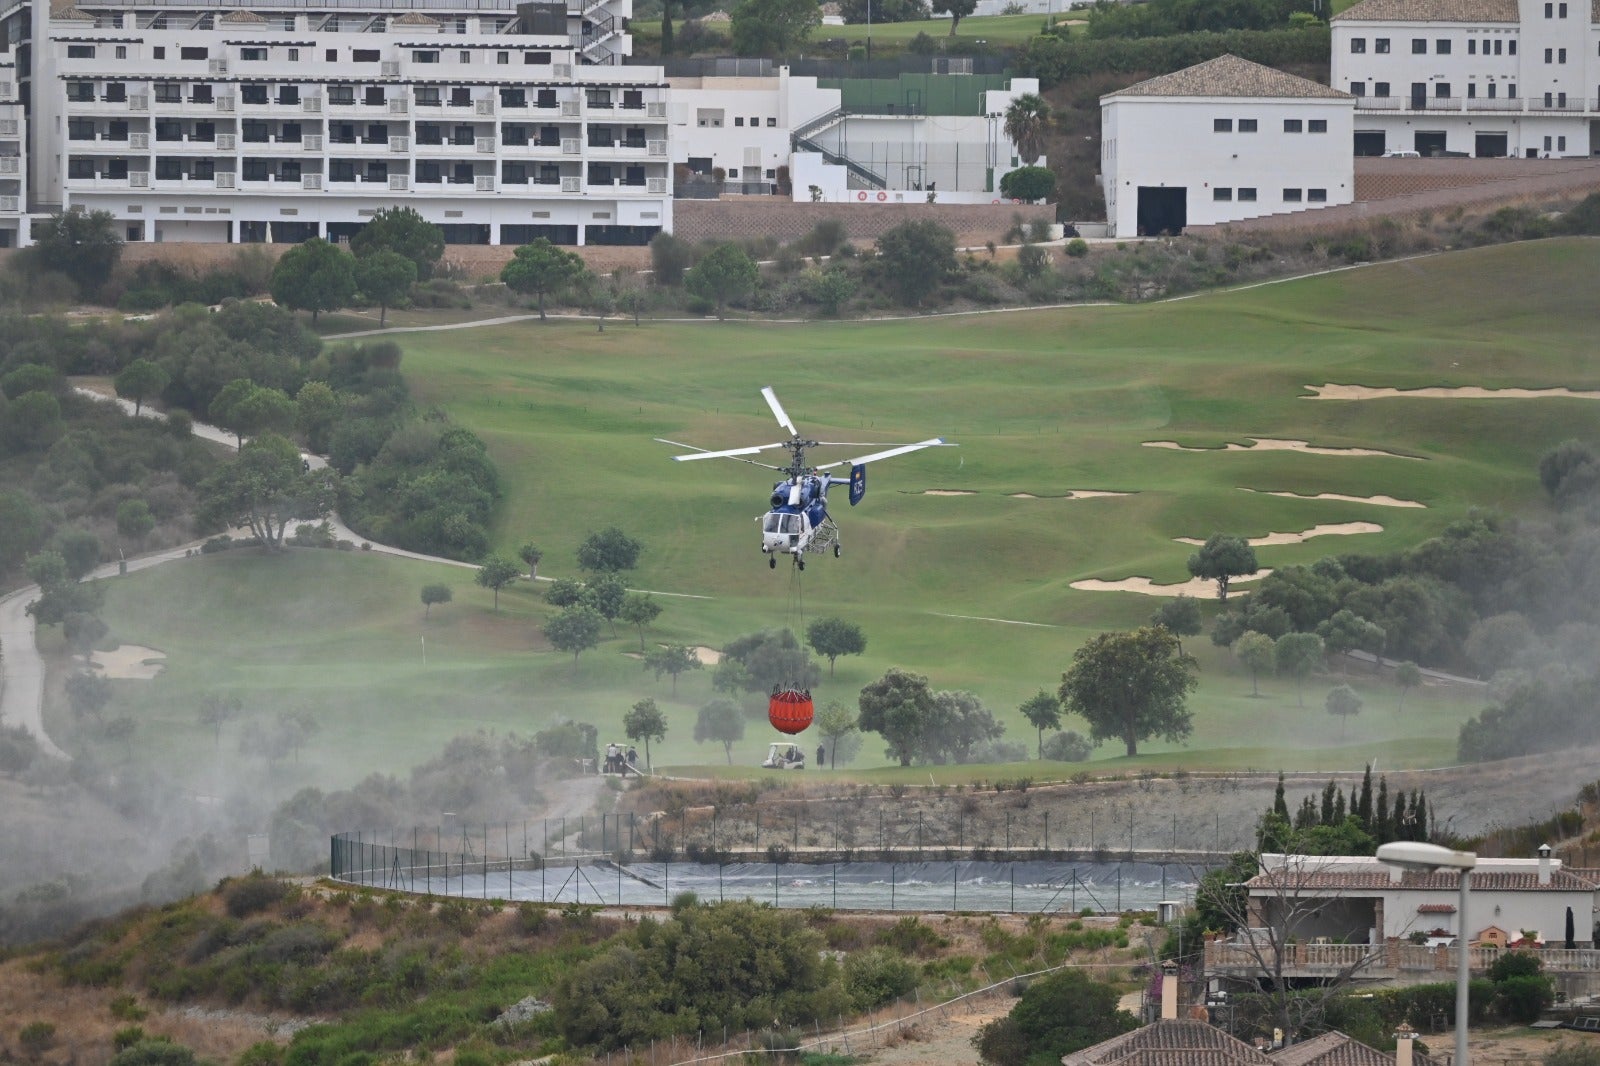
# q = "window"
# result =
<box><xmin>158</xmin><ymin>119</ymin><xmax>185</xmax><ymax>140</ymax></box>
<box><xmin>1238</xmin><ymin>188</ymin><xmax>1257</xmax><ymax>201</ymax></box>
<box><xmin>68</xmin><ymin>157</ymin><xmax>94</xmax><ymax>179</ymax></box>
<box><xmin>449</xmin><ymin>87</ymin><xmax>470</xmax><ymax>107</ymax></box>
<box><xmin>105</xmin><ymin>159</ymin><xmax>127</xmax><ymax>179</ymax></box>
<box><xmin>155</xmin><ymin>83</ymin><xmax>181</xmax><ymax>103</ymax></box>
<box><xmin>1468</xmin><ymin>39</ymin><xmax>1476</xmax><ymax>54</ymax></box>
<box><xmin>624</xmin><ymin>89</ymin><xmax>643</xmax><ymax>110</ymax></box>
<box><xmin>277</xmin><ymin>86</ymin><xmax>300</xmax><ymax>106</ymax></box>
<box><xmin>156</xmin><ymin>157</ymin><xmax>182</xmax><ymax>180</ymax></box>
<box><xmin>767</xmin><ymin>117</ymin><xmax>777</xmax><ymax>127</ymax></box>
<box><xmin>153</xmin><ymin>46</ymin><xmax>165</xmax><ymax>59</ymax></box>
<box><xmin>538</xmin><ymin>164</ymin><xmax>560</xmax><ymax>184</ymax></box>
<box><xmin>1213</xmin><ymin>187</ymin><xmax>1233</xmax><ymax>201</ymax></box>
<box><xmin>1558</xmin><ymin>92</ymin><xmax>1567</xmax><ymax>106</ymax></box>
<box><xmin>538</xmin><ymin>125</ymin><xmax>560</xmax><ymax>146</ymax></box>
<box><xmin>326</xmin><ymin>49</ymin><xmax>337</xmax><ymax>61</ymax></box>
<box><xmin>104</xmin><ymin>83</ymin><xmax>126</xmax><ymax>103</ymax></box>
<box><xmin>1411</xmin><ymin>38</ymin><xmax>1426</xmax><ymax>53</ymax></box>
<box><xmin>1508</xmin><ymin>39</ymin><xmax>1515</xmax><ymax>55</ymax></box>
<box><xmin>330</xmin><ymin>161</ymin><xmax>355</xmax><ymax>183</ymax></box>
<box><xmin>1436</xmin><ymin>82</ymin><xmax>1451</xmax><ymax>97</ymax></box>
<box><xmin>415</xmin><ymin>87</ymin><xmax>440</xmax><ymax>107</ymax></box>
<box><xmin>1437</xmin><ymin>39</ymin><xmax>1450</xmax><ymax>54</ymax></box>
<box><xmin>1283</xmin><ymin>188</ymin><xmax>1303</xmax><ymax>202</ymax></box>
<box><xmin>734</xmin><ymin>116</ymin><xmax>744</xmax><ymax>126</ymax></box>
<box><xmin>191</xmin><ymin>86</ymin><xmax>213</xmax><ymax>104</ymax></box>
<box><xmin>587</xmin><ymin>89</ymin><xmax>612</xmax><ymax>109</ymax></box>
<box><xmin>1308</xmin><ymin>188</ymin><xmax>1327</xmax><ymax>202</ymax></box>
<box><xmin>67</xmin><ymin>81</ymin><xmax>94</xmax><ymax>102</ymax></box>
<box><xmin>241</xmin><ymin>47</ymin><xmax>266</xmax><ymax>61</ymax></box>
<box><xmin>1545</xmin><ymin>91</ymin><xmax>1554</xmax><ymax>106</ymax></box>
<box><xmin>588</xmin><ymin>125</ymin><xmax>613</xmax><ymax>147</ymax></box>
<box><xmin>365</xmin><ymin>161</ymin><xmax>388</xmax><ymax>182</ymax></box>
<box><xmin>1545</xmin><ymin>48</ymin><xmax>1553</xmax><ymax>62</ymax></box>
<box><xmin>288</xmin><ymin>48</ymin><xmax>299</xmax><ymax>61</ymax></box>
<box><xmin>415</xmin><ymin>123</ymin><xmax>442</xmax><ymax>145</ymax></box>
<box><xmin>1239</xmin><ymin>118</ymin><xmax>1257</xmax><ymax>132</ymax></box>
<box><xmin>1213</xmin><ymin>118</ymin><xmax>1233</xmax><ymax>132</ymax></box>
<box><xmin>1544</xmin><ymin>1</ymin><xmax>1552</xmax><ymax>12</ymax></box>
<box><xmin>1509</xmin><ymin>83</ymin><xmax>1516</xmax><ymax>96</ymax></box>
<box><xmin>525</xmin><ymin>52</ymin><xmax>552</xmax><ymax>64</ymax></box>
<box><xmin>1558</xmin><ymin>135</ymin><xmax>1567</xmax><ymax>151</ymax></box>
<box><xmin>1487</xmin><ymin>82</ymin><xmax>1496</xmax><ymax>98</ymax></box>
<box><xmin>242</xmin><ymin>85</ymin><xmax>268</xmax><ymax>104</ymax></box>
<box><xmin>281</xmin><ymin>161</ymin><xmax>300</xmax><ymax>181</ymax></box>
<box><xmin>451</xmin><ymin>125</ymin><xmax>473</xmax><ymax>146</ymax></box>
<box><xmin>192</xmin><ymin>159</ymin><xmax>214</xmax><ymax>180</ymax></box>
<box><xmin>180</xmin><ymin>46</ymin><xmax>208</xmax><ymax>60</ymax></box>
<box><xmin>1558</xmin><ymin>48</ymin><xmax>1566</xmax><ymax>63</ymax></box>
<box><xmin>278</xmin><ymin>122</ymin><xmax>297</xmax><ymax>142</ymax></box>
<box><xmin>497</xmin><ymin>51</ymin><xmax>509</xmax><ymax>64</ymax></box>
<box><xmin>1375</xmin><ymin>82</ymin><xmax>1390</xmax><ymax>97</ymax></box>
<box><xmin>459</xmin><ymin>51</ymin><xmax>471</xmax><ymax>63</ymax></box>
<box><xmin>413</xmin><ymin>50</ymin><xmax>440</xmax><ymax>63</ymax></box>
<box><xmin>502</xmin><ymin>162</ymin><xmax>526</xmax><ymax>183</ymax></box>
<box><xmin>1309</xmin><ymin>119</ymin><xmax>1327</xmax><ymax>133</ymax></box>
<box><xmin>68</xmin><ymin>118</ymin><xmax>93</xmax><ymax>140</ymax></box>
<box><xmin>329</xmin><ymin>122</ymin><xmax>355</xmax><ymax>144</ymax></box>
<box><xmin>1284</xmin><ymin>118</ymin><xmax>1303</xmax><ymax>132</ymax></box>
<box><xmin>365</xmin><ymin>123</ymin><xmax>388</xmax><ymax>144</ymax></box>
<box><xmin>500</xmin><ymin>88</ymin><xmax>527</xmax><ymax>108</ymax></box>
<box><xmin>1350</xmin><ymin>37</ymin><xmax>1366</xmax><ymax>53</ymax></box>
<box><xmin>503</xmin><ymin>124</ymin><xmax>528</xmax><ymax>146</ymax></box>
<box><xmin>416</xmin><ymin>161</ymin><xmax>441</xmax><ymax>183</ymax></box>
<box><xmin>67</xmin><ymin>44</ymin><xmax>95</xmax><ymax>58</ymax></box>
<box><xmin>329</xmin><ymin>86</ymin><xmax>354</xmax><ymax>105</ymax></box>
<box><xmin>365</xmin><ymin>87</ymin><xmax>386</xmax><ymax>106</ymax></box>
<box><xmin>1544</xmin><ymin>135</ymin><xmax>1553</xmax><ymax>150</ymax></box>
<box><xmin>1350</xmin><ymin>82</ymin><xmax>1366</xmax><ymax>97</ymax></box>
<box><xmin>1375</xmin><ymin>37</ymin><xmax>1389</xmax><ymax>53</ymax></box>
<box><xmin>536</xmin><ymin>88</ymin><xmax>556</xmax><ymax>108</ymax></box>
<box><xmin>1468</xmin><ymin>83</ymin><xmax>1476</xmax><ymax>98</ymax></box>
<box><xmin>1559</xmin><ymin>1</ymin><xmax>1567</xmax><ymax>13</ymax></box>
<box><xmin>587</xmin><ymin>162</ymin><xmax>613</xmax><ymax>185</ymax></box>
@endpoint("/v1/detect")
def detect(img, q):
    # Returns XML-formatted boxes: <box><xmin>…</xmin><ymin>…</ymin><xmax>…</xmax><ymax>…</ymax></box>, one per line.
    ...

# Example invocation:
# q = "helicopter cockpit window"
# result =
<box><xmin>764</xmin><ymin>513</ymin><xmax>801</xmax><ymax>534</ymax></box>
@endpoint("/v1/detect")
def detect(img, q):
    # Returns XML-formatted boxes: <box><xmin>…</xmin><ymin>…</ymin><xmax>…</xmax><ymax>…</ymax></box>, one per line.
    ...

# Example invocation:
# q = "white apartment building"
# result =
<box><xmin>10</xmin><ymin>0</ymin><xmax>672</xmax><ymax>245</ymax></box>
<box><xmin>1100</xmin><ymin>55</ymin><xmax>1355</xmax><ymax>237</ymax></box>
<box><xmin>0</xmin><ymin>46</ymin><xmax>25</xmax><ymax>246</ymax></box>
<box><xmin>1331</xmin><ymin>0</ymin><xmax>1598</xmax><ymax>158</ymax></box>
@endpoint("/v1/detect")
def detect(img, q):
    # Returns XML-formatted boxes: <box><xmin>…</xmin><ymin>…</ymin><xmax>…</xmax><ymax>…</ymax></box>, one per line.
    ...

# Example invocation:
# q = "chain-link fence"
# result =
<box><xmin>331</xmin><ymin>817</ymin><xmax>1212</xmax><ymax>913</ymax></box>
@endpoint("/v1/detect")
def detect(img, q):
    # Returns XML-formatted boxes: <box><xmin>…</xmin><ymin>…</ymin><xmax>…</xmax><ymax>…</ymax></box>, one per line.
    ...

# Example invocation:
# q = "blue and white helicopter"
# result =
<box><xmin>657</xmin><ymin>387</ymin><xmax>953</xmax><ymax>570</ymax></box>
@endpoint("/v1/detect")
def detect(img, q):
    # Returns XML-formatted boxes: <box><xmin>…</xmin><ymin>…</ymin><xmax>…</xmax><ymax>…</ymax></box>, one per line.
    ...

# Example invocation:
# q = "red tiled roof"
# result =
<box><xmin>1272</xmin><ymin>1030</ymin><xmax>1437</xmax><ymax>1066</ymax></box>
<box><xmin>1061</xmin><ymin>1020</ymin><xmax>1273</xmax><ymax>1066</ymax></box>
<box><xmin>1416</xmin><ymin>903</ymin><xmax>1457</xmax><ymax>913</ymax></box>
<box><xmin>1246</xmin><ymin>869</ymin><xmax>1597</xmax><ymax>892</ymax></box>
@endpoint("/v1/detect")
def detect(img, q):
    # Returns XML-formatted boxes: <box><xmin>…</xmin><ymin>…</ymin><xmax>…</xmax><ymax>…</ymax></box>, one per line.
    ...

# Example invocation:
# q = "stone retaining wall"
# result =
<box><xmin>672</xmin><ymin>198</ymin><xmax>1054</xmax><ymax>248</ymax></box>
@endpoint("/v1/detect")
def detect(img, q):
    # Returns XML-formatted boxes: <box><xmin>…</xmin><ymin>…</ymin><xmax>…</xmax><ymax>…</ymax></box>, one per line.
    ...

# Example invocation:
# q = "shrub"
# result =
<box><xmin>1042</xmin><ymin>730</ymin><xmax>1092</xmax><ymax>762</ymax></box>
<box><xmin>114</xmin><ymin>1028</ymin><xmax>148</xmax><ymax>1052</ymax></box>
<box><xmin>109</xmin><ymin>994</ymin><xmax>149</xmax><ymax>1021</ymax></box>
<box><xmin>1496</xmin><ymin>974</ymin><xmax>1554</xmax><ymax>1023</ymax></box>
<box><xmin>223</xmin><ymin>873</ymin><xmax>287</xmax><ymax>918</ymax></box>
<box><xmin>20</xmin><ymin>1022</ymin><xmax>56</xmax><ymax>1057</ymax></box>
<box><xmin>843</xmin><ymin>947</ymin><xmax>919</xmax><ymax>1009</ymax></box>
<box><xmin>236</xmin><ymin>1043</ymin><xmax>284</xmax><ymax>1066</ymax></box>
<box><xmin>109</xmin><ymin>1041</ymin><xmax>198</xmax><ymax>1066</ymax></box>
<box><xmin>877</xmin><ymin>916</ymin><xmax>949</xmax><ymax>957</ymax></box>
<box><xmin>1488</xmin><ymin>950</ymin><xmax>1542</xmax><ymax>983</ymax></box>
<box><xmin>999</xmin><ymin>167</ymin><xmax>1057</xmax><ymax>203</ymax></box>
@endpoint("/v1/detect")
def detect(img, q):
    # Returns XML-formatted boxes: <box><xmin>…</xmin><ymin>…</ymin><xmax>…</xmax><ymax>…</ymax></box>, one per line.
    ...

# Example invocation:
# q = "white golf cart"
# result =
<box><xmin>762</xmin><ymin>742</ymin><xmax>806</xmax><ymax>770</ymax></box>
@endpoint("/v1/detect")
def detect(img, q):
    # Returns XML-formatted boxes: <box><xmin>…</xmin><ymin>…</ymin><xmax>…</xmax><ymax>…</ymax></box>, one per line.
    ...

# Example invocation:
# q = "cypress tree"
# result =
<box><xmin>1334</xmin><ymin>788</ymin><xmax>1346</xmax><ymax>823</ymax></box>
<box><xmin>1295</xmin><ymin>796</ymin><xmax>1317</xmax><ymax>830</ymax></box>
<box><xmin>1321</xmin><ymin>780</ymin><xmax>1337</xmax><ymax>826</ymax></box>
<box><xmin>1375</xmin><ymin>778</ymin><xmax>1390</xmax><ymax>845</ymax></box>
<box><xmin>1357</xmin><ymin>765</ymin><xmax>1373</xmax><ymax>829</ymax></box>
<box><xmin>1274</xmin><ymin>772</ymin><xmax>1289</xmax><ymax>820</ymax></box>
<box><xmin>1392</xmin><ymin>789</ymin><xmax>1409</xmax><ymax>842</ymax></box>
<box><xmin>1414</xmin><ymin>791</ymin><xmax>1429</xmax><ymax>842</ymax></box>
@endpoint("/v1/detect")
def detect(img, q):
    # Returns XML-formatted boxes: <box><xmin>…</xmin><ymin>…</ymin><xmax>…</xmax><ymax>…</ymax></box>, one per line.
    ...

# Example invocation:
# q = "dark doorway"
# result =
<box><xmin>1354</xmin><ymin>131</ymin><xmax>1386</xmax><ymax>156</ymax></box>
<box><xmin>501</xmin><ymin>224</ymin><xmax>578</xmax><ymax>245</ymax></box>
<box><xmin>1474</xmin><ymin>132</ymin><xmax>1508</xmax><ymax>158</ymax></box>
<box><xmin>585</xmin><ymin>224</ymin><xmax>659</xmax><ymax>246</ymax></box>
<box><xmin>1414</xmin><ymin>131</ymin><xmax>1447</xmax><ymax>156</ymax></box>
<box><xmin>1410</xmin><ymin>83</ymin><xmax>1427</xmax><ymax>108</ymax></box>
<box><xmin>440</xmin><ymin>223</ymin><xmax>490</xmax><ymax>245</ymax></box>
<box><xmin>271</xmin><ymin>220</ymin><xmax>319</xmax><ymax>242</ymax></box>
<box><xmin>326</xmin><ymin>221</ymin><xmax>362</xmax><ymax>244</ymax></box>
<box><xmin>1136</xmin><ymin>186</ymin><xmax>1186</xmax><ymax>236</ymax></box>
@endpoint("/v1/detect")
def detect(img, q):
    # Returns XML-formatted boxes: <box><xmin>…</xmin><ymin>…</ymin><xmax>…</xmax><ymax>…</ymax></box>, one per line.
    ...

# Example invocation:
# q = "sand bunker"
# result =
<box><xmin>1143</xmin><ymin>438</ymin><xmax>1419</xmax><ymax>460</ymax></box>
<box><xmin>692</xmin><ymin>646</ymin><xmax>722</xmax><ymax>665</ymax></box>
<box><xmin>1174</xmin><ymin>522</ymin><xmax>1383</xmax><ymax>548</ymax></box>
<box><xmin>91</xmin><ymin>645</ymin><xmax>167</xmax><ymax>680</ymax></box>
<box><xmin>1010</xmin><ymin>491</ymin><xmax>1133</xmax><ymax>500</ymax></box>
<box><xmin>1070</xmin><ymin>573</ymin><xmax>1270</xmax><ymax>598</ymax></box>
<box><xmin>1305</xmin><ymin>384</ymin><xmax>1600</xmax><ymax>401</ymax></box>
<box><xmin>922</xmin><ymin>490</ymin><xmax>977</xmax><ymax>496</ymax></box>
<box><xmin>1239</xmin><ymin>487</ymin><xmax>1425</xmax><ymax>509</ymax></box>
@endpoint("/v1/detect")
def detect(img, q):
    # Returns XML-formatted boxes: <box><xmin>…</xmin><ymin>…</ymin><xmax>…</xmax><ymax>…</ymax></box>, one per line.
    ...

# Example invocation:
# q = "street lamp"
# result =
<box><xmin>1376</xmin><ymin>842</ymin><xmax>1477</xmax><ymax>1066</ymax></box>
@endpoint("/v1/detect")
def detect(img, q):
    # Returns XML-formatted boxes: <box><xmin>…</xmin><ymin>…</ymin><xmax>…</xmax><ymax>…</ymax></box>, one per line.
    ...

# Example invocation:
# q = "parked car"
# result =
<box><xmin>1382</xmin><ymin>149</ymin><xmax>1422</xmax><ymax>158</ymax></box>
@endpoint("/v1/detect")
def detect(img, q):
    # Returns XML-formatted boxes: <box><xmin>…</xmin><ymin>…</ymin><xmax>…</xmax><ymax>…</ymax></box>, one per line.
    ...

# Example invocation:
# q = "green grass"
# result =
<box><xmin>80</xmin><ymin>241</ymin><xmax>1600</xmax><ymax>789</ymax></box>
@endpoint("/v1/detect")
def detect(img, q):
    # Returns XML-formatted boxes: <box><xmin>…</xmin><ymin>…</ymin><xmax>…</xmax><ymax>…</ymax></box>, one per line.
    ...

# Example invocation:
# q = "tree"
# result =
<box><xmin>198</xmin><ymin>434</ymin><xmax>333</xmax><ymax>551</ymax></box>
<box><xmin>350</xmin><ymin>205</ymin><xmax>445</xmax><ymax>280</ymax></box>
<box><xmin>116</xmin><ymin>499</ymin><xmax>155</xmax><ymax>545</ymax></box>
<box><xmin>616</xmin><ymin>286</ymin><xmax>650</xmax><ymax>326</ymax></box>
<box><xmin>0</xmin><ymin>491</ymin><xmax>45</xmax><ymax>574</ymax></box>
<box><xmin>925</xmin><ymin>689</ymin><xmax>1004</xmax><ymax>764</ymax></box>
<box><xmin>875</xmin><ymin>220</ymin><xmax>956</xmax><ymax>307</ymax></box>
<box><xmin>475</xmin><ymin>555</ymin><xmax>522</xmax><ymax>610</ymax></box>
<box><xmin>294</xmin><ymin>381</ymin><xmax>342</xmax><ymax>454</ymax></box>
<box><xmin>588</xmin><ymin>286</ymin><xmax>615</xmax><ymax>332</ymax></box>
<box><xmin>1041</xmin><ymin>730</ymin><xmax>1092</xmax><ymax>762</ymax></box>
<box><xmin>1395</xmin><ymin>660</ymin><xmax>1422</xmax><ymax>711</ymax></box>
<box><xmin>650</xmin><ymin>231</ymin><xmax>693</xmax><ymax>286</ymax></box>
<box><xmin>624</xmin><ymin>697</ymin><xmax>668</xmax><ymax>770</ymax></box>
<box><xmin>55</xmin><ymin>530</ymin><xmax>101</xmax><ymax>580</ymax></box>
<box><xmin>814</xmin><ymin>700</ymin><xmax>858</xmax><ymax>770</ymax></box>
<box><xmin>805</xmin><ymin>266</ymin><xmax>855</xmax><ymax>316</ymax></box>
<box><xmin>1002</xmin><ymin>93</ymin><xmax>1052</xmax><ymax>167</ymax></box>
<box><xmin>1325</xmin><ymin>684</ymin><xmax>1363</xmax><ymax>738</ymax></box>
<box><xmin>1059</xmin><ymin>627</ymin><xmax>1198</xmax><ymax>758</ymax></box>
<box><xmin>518</xmin><ymin>542</ymin><xmax>544</xmax><ymax>578</ymax></box>
<box><xmin>644</xmin><ymin>643</ymin><xmax>701</xmax><ymax>695</ymax></box>
<box><xmin>63</xmin><ymin>611</ymin><xmax>108</xmax><ymax>665</ymax></box>
<box><xmin>930</xmin><ymin>0</ymin><xmax>976</xmax><ymax>34</ymax></box>
<box><xmin>578</xmin><ymin>526</ymin><xmax>643</xmax><ymax>572</ymax></box>
<box><xmin>618</xmin><ymin>591</ymin><xmax>662</xmax><ymax>651</ymax></box>
<box><xmin>269</xmin><ymin>237</ymin><xmax>356</xmax><ymax>322</ymax></box>
<box><xmin>5</xmin><ymin>391</ymin><xmax>63</xmax><ymax>452</ymax></box>
<box><xmin>998</xmin><ymin>166</ymin><xmax>1056</xmax><ymax>202</ymax></box>
<box><xmin>546</xmin><ymin>604</ymin><xmax>603</xmax><ymax>664</ymax></box>
<box><xmin>198</xmin><ymin>692</ymin><xmax>242</xmax><ymax>749</ymax></box>
<box><xmin>582</xmin><ymin>573</ymin><xmax>628</xmax><ymax>636</ymax></box>
<box><xmin>545</xmin><ymin>578</ymin><xmax>585</xmax><ymax>607</ymax></box>
<box><xmin>421</xmin><ymin>583</ymin><xmax>453</xmax><ymax>619</ymax></box>
<box><xmin>64</xmin><ymin>671</ymin><xmax>110</xmax><ymax>719</ymax></box>
<box><xmin>716</xmin><ymin>629</ymin><xmax>819</xmax><ymax>695</ymax></box>
<box><xmin>1233</xmin><ymin>631</ymin><xmax>1275</xmax><ymax>697</ymax></box>
<box><xmin>354</xmin><ymin>249</ymin><xmax>417</xmax><ymax>327</ymax></box>
<box><xmin>859</xmin><ymin>667</ymin><xmax>936</xmax><ymax>767</ymax></box>
<box><xmin>1150</xmin><ymin>594</ymin><xmax>1202</xmax><ymax>651</ymax></box>
<box><xmin>501</xmin><ymin>238</ymin><xmax>589</xmax><ymax>321</ymax></box>
<box><xmin>113</xmin><ymin>359</ymin><xmax>169</xmax><ymax>416</ymax></box>
<box><xmin>1018</xmin><ymin>690</ymin><xmax>1062</xmax><ymax>758</ymax></box>
<box><xmin>684</xmin><ymin>243</ymin><xmax>758</xmax><ymax>320</ymax></box>
<box><xmin>1186</xmin><ymin>533</ymin><xmax>1258</xmax><ymax>600</ymax></box>
<box><xmin>1317</xmin><ymin>608</ymin><xmax>1388</xmax><ymax>667</ymax></box>
<box><xmin>1274</xmin><ymin>631</ymin><xmax>1324</xmax><ymax>708</ymax></box>
<box><xmin>806</xmin><ymin>617</ymin><xmax>866</xmax><ymax>677</ymax></box>
<box><xmin>209</xmin><ymin>380</ymin><xmax>295</xmax><ymax>448</ymax></box>
<box><xmin>694</xmin><ymin>698</ymin><xmax>745</xmax><ymax>764</ymax></box>
<box><xmin>973</xmin><ymin>968</ymin><xmax>1137</xmax><ymax>1066</ymax></box>
<box><xmin>29</xmin><ymin>208</ymin><xmax>122</xmax><ymax>298</ymax></box>
<box><xmin>730</xmin><ymin>0</ymin><xmax>820</xmax><ymax>55</ymax></box>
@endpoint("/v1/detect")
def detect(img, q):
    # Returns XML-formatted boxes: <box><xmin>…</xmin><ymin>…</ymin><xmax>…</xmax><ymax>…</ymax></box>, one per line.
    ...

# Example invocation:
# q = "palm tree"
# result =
<box><xmin>1003</xmin><ymin>93</ymin><xmax>1052</xmax><ymax>167</ymax></box>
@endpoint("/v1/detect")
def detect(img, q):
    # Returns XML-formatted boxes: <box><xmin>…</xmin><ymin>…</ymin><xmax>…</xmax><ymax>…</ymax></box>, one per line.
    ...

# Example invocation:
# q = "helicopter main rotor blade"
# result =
<box><xmin>656</xmin><ymin>438</ymin><xmax>792</xmax><ymax>466</ymax></box>
<box><xmin>761</xmin><ymin>387</ymin><xmax>798</xmax><ymax>437</ymax></box>
<box><xmin>816</xmin><ymin>438</ymin><xmax>953</xmax><ymax>470</ymax></box>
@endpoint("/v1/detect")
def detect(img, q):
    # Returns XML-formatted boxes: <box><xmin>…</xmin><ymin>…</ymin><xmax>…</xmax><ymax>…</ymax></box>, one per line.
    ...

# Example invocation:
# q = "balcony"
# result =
<box><xmin>1355</xmin><ymin>96</ymin><xmax>1600</xmax><ymax>115</ymax></box>
<box><xmin>1206</xmin><ymin>938</ymin><xmax>1600</xmax><ymax>985</ymax></box>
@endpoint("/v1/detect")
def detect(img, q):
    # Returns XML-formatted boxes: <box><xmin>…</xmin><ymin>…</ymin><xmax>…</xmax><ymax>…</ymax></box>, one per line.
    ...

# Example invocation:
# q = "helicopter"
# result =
<box><xmin>657</xmin><ymin>387</ymin><xmax>953</xmax><ymax>569</ymax></box>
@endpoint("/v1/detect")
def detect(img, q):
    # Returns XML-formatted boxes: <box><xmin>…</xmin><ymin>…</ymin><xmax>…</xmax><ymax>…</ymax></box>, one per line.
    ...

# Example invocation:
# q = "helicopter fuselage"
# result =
<box><xmin>760</xmin><ymin>475</ymin><xmax>832</xmax><ymax>556</ymax></box>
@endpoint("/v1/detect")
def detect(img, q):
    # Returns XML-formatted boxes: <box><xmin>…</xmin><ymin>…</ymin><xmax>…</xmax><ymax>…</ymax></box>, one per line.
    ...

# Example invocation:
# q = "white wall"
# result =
<box><xmin>1101</xmin><ymin>95</ymin><xmax>1355</xmax><ymax>236</ymax></box>
<box><xmin>667</xmin><ymin>72</ymin><xmax>840</xmax><ymax>182</ymax></box>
